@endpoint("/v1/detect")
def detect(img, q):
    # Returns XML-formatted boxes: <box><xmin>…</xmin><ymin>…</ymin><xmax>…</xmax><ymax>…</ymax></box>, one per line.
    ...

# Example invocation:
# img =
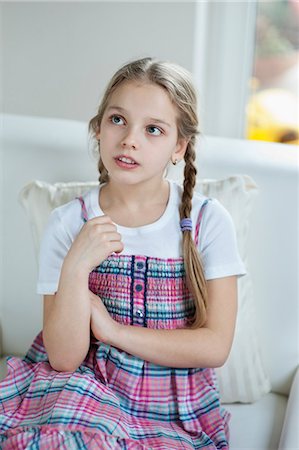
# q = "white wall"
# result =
<box><xmin>2</xmin><ymin>1</ymin><xmax>196</xmax><ymax>122</ymax></box>
<box><xmin>0</xmin><ymin>2</ymin><xmax>3</xmax><ymax>114</ymax></box>
<box><xmin>1</xmin><ymin>1</ymin><xmax>195</xmax><ymax>354</ymax></box>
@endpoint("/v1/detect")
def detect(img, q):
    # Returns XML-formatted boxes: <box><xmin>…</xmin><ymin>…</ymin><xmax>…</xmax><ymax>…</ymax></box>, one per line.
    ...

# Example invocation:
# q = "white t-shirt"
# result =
<box><xmin>37</xmin><ymin>180</ymin><xmax>246</xmax><ymax>295</ymax></box>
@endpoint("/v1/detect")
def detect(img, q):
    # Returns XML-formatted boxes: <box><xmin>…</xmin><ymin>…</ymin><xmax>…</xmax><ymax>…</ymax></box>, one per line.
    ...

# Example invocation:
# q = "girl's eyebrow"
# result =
<box><xmin>107</xmin><ymin>105</ymin><xmax>126</xmax><ymax>113</ymax></box>
<box><xmin>107</xmin><ymin>105</ymin><xmax>171</xmax><ymax>128</ymax></box>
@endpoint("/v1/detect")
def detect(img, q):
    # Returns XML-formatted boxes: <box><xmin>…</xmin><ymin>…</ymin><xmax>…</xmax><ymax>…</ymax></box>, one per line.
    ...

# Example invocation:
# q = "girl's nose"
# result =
<box><xmin>121</xmin><ymin>130</ymin><xmax>138</xmax><ymax>150</ymax></box>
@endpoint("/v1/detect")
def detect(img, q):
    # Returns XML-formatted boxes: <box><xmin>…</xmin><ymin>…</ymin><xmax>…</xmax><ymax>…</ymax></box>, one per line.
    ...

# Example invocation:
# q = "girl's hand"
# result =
<box><xmin>63</xmin><ymin>215</ymin><xmax>124</xmax><ymax>276</ymax></box>
<box><xmin>90</xmin><ymin>291</ymin><xmax>119</xmax><ymax>344</ymax></box>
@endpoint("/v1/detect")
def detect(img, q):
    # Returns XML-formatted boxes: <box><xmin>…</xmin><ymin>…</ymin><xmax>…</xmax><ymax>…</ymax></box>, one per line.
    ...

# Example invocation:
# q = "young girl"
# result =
<box><xmin>0</xmin><ymin>57</ymin><xmax>246</xmax><ymax>449</ymax></box>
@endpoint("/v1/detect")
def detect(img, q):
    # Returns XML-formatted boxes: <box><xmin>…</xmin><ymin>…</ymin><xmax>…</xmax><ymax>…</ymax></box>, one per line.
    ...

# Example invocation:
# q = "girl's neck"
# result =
<box><xmin>101</xmin><ymin>179</ymin><xmax>169</xmax><ymax>209</ymax></box>
<box><xmin>99</xmin><ymin>179</ymin><xmax>170</xmax><ymax>227</ymax></box>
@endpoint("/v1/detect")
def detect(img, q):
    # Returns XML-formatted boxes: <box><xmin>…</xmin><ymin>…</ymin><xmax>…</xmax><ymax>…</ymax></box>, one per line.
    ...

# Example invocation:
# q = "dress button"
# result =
<box><xmin>135</xmin><ymin>284</ymin><xmax>143</xmax><ymax>292</ymax></box>
<box><xmin>136</xmin><ymin>262</ymin><xmax>144</xmax><ymax>269</ymax></box>
<box><xmin>136</xmin><ymin>310</ymin><xmax>144</xmax><ymax>318</ymax></box>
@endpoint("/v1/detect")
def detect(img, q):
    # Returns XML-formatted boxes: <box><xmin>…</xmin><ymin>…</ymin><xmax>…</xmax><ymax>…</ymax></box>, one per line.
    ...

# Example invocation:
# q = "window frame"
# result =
<box><xmin>193</xmin><ymin>0</ymin><xmax>258</xmax><ymax>139</ymax></box>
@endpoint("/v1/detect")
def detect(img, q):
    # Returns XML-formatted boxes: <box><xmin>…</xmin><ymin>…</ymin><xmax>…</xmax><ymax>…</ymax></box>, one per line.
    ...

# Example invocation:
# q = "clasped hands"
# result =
<box><xmin>89</xmin><ymin>290</ymin><xmax>120</xmax><ymax>345</ymax></box>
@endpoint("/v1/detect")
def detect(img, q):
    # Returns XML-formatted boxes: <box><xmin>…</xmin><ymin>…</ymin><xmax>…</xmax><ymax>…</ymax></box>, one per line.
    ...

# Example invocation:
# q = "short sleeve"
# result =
<box><xmin>37</xmin><ymin>205</ymin><xmax>80</xmax><ymax>295</ymax></box>
<box><xmin>197</xmin><ymin>199</ymin><xmax>246</xmax><ymax>280</ymax></box>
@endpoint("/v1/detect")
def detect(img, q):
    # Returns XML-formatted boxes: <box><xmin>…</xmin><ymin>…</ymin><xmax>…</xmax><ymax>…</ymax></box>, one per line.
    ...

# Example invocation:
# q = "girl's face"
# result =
<box><xmin>97</xmin><ymin>81</ymin><xmax>188</xmax><ymax>188</ymax></box>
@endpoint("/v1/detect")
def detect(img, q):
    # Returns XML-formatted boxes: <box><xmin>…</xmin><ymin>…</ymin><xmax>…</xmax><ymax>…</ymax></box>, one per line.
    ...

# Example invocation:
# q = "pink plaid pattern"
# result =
<box><xmin>0</xmin><ymin>196</ymin><xmax>230</xmax><ymax>449</ymax></box>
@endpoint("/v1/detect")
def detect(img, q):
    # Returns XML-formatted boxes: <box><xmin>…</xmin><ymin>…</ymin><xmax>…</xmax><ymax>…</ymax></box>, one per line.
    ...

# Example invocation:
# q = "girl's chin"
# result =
<box><xmin>107</xmin><ymin>173</ymin><xmax>142</xmax><ymax>185</ymax></box>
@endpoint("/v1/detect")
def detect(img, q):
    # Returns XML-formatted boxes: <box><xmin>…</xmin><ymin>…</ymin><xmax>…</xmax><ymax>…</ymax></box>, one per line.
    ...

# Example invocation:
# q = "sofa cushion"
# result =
<box><xmin>196</xmin><ymin>176</ymin><xmax>272</xmax><ymax>403</ymax></box>
<box><xmin>19</xmin><ymin>175</ymin><xmax>271</xmax><ymax>403</ymax></box>
<box><xmin>0</xmin><ymin>357</ymin><xmax>8</xmax><ymax>381</ymax></box>
<box><xmin>227</xmin><ymin>392</ymin><xmax>287</xmax><ymax>449</ymax></box>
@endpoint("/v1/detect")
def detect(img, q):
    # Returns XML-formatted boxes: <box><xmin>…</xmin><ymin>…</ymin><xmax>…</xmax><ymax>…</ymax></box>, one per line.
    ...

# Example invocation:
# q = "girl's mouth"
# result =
<box><xmin>114</xmin><ymin>156</ymin><xmax>139</xmax><ymax>169</ymax></box>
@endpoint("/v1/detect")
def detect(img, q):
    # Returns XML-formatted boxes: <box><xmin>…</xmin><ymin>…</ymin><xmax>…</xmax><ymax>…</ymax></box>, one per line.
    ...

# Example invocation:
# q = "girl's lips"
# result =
<box><xmin>114</xmin><ymin>155</ymin><xmax>139</xmax><ymax>169</ymax></box>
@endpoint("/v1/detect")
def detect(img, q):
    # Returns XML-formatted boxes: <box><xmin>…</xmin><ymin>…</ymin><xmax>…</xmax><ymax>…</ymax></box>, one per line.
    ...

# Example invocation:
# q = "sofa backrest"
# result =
<box><xmin>1</xmin><ymin>114</ymin><xmax>298</xmax><ymax>396</ymax></box>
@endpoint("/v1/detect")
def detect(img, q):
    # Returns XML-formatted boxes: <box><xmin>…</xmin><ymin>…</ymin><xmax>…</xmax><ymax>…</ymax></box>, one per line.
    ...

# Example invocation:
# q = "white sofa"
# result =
<box><xmin>1</xmin><ymin>114</ymin><xmax>298</xmax><ymax>449</ymax></box>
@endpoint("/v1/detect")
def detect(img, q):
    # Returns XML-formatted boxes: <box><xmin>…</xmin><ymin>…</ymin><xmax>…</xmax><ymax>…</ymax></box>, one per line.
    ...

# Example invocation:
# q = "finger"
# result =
<box><xmin>90</xmin><ymin>231</ymin><xmax>122</xmax><ymax>247</ymax></box>
<box><xmin>102</xmin><ymin>231</ymin><xmax>122</xmax><ymax>243</ymax></box>
<box><xmin>91</xmin><ymin>223</ymin><xmax>119</xmax><ymax>235</ymax></box>
<box><xmin>89</xmin><ymin>290</ymin><xmax>100</xmax><ymax>299</ymax></box>
<box><xmin>87</xmin><ymin>215</ymin><xmax>114</xmax><ymax>225</ymax></box>
<box><xmin>85</xmin><ymin>224</ymin><xmax>119</xmax><ymax>242</ymax></box>
<box><xmin>108</xmin><ymin>240</ymin><xmax>124</xmax><ymax>255</ymax></box>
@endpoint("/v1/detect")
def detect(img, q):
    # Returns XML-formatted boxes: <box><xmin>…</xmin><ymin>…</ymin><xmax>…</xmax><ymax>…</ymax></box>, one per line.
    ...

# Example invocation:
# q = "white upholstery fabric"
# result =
<box><xmin>0</xmin><ymin>357</ymin><xmax>7</xmax><ymax>381</ymax></box>
<box><xmin>227</xmin><ymin>393</ymin><xmax>287</xmax><ymax>449</ymax></box>
<box><xmin>278</xmin><ymin>367</ymin><xmax>299</xmax><ymax>449</ymax></box>
<box><xmin>19</xmin><ymin>175</ymin><xmax>271</xmax><ymax>403</ymax></box>
<box><xmin>196</xmin><ymin>176</ymin><xmax>271</xmax><ymax>402</ymax></box>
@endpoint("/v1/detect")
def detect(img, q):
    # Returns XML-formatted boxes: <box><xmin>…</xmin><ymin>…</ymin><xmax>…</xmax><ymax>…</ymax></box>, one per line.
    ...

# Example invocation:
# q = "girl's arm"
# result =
<box><xmin>90</xmin><ymin>275</ymin><xmax>238</xmax><ymax>368</ymax></box>
<box><xmin>42</xmin><ymin>267</ymin><xmax>91</xmax><ymax>372</ymax></box>
<box><xmin>42</xmin><ymin>215</ymin><xmax>124</xmax><ymax>372</ymax></box>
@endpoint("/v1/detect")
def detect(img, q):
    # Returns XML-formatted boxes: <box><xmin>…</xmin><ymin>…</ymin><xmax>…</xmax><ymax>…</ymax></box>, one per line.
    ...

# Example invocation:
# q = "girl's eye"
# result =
<box><xmin>111</xmin><ymin>115</ymin><xmax>125</xmax><ymax>126</ymax></box>
<box><xmin>147</xmin><ymin>126</ymin><xmax>162</xmax><ymax>136</ymax></box>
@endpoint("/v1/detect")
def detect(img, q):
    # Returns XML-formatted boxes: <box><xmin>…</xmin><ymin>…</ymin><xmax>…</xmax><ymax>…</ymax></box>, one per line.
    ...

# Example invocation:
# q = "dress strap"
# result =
<box><xmin>76</xmin><ymin>196</ymin><xmax>88</xmax><ymax>223</ymax></box>
<box><xmin>194</xmin><ymin>199</ymin><xmax>210</xmax><ymax>247</ymax></box>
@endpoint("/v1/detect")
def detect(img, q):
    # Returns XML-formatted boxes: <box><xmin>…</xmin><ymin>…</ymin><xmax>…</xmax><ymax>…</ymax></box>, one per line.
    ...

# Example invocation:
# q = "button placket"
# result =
<box><xmin>132</xmin><ymin>257</ymin><xmax>147</xmax><ymax>325</ymax></box>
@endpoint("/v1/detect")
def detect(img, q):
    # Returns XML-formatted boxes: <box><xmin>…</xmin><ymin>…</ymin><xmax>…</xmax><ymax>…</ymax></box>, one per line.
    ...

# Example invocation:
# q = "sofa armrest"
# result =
<box><xmin>278</xmin><ymin>367</ymin><xmax>299</xmax><ymax>449</ymax></box>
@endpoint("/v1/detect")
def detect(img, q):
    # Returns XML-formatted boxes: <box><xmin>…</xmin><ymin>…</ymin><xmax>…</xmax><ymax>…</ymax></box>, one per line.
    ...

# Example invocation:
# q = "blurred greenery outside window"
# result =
<box><xmin>246</xmin><ymin>0</ymin><xmax>298</xmax><ymax>145</ymax></box>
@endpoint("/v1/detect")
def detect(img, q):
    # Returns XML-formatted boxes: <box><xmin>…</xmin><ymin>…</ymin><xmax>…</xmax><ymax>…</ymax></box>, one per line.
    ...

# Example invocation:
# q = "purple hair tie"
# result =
<box><xmin>180</xmin><ymin>218</ymin><xmax>192</xmax><ymax>232</ymax></box>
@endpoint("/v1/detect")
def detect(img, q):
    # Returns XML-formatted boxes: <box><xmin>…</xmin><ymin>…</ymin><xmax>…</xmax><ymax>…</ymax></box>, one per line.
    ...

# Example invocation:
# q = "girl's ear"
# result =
<box><xmin>172</xmin><ymin>138</ymin><xmax>189</xmax><ymax>163</ymax></box>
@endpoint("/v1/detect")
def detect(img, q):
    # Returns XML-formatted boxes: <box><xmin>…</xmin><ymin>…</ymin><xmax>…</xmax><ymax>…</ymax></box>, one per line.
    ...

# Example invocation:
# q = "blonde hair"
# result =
<box><xmin>89</xmin><ymin>57</ymin><xmax>207</xmax><ymax>328</ymax></box>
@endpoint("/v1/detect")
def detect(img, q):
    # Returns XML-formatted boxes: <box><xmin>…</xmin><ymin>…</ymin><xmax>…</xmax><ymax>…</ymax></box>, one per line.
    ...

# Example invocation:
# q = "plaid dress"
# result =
<box><xmin>0</xmin><ymin>197</ymin><xmax>230</xmax><ymax>449</ymax></box>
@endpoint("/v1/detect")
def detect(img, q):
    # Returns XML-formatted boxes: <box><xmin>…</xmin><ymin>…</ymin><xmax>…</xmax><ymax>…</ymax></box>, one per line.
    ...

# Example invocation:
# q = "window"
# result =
<box><xmin>194</xmin><ymin>1</ymin><xmax>298</xmax><ymax>143</ymax></box>
<box><xmin>246</xmin><ymin>0</ymin><xmax>299</xmax><ymax>145</ymax></box>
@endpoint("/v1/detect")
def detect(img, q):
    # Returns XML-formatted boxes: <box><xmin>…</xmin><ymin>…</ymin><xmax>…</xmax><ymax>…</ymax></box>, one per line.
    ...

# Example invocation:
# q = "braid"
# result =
<box><xmin>179</xmin><ymin>137</ymin><xmax>197</xmax><ymax>219</ymax></box>
<box><xmin>98</xmin><ymin>154</ymin><xmax>109</xmax><ymax>184</ymax></box>
<box><xmin>180</xmin><ymin>140</ymin><xmax>208</xmax><ymax>328</ymax></box>
<box><xmin>88</xmin><ymin>114</ymin><xmax>109</xmax><ymax>184</ymax></box>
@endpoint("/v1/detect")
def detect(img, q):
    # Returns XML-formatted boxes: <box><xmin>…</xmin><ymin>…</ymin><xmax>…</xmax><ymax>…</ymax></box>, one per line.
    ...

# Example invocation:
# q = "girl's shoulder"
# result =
<box><xmin>192</xmin><ymin>188</ymin><xmax>230</xmax><ymax>221</ymax></box>
<box><xmin>169</xmin><ymin>181</ymin><xmax>235</xmax><ymax>240</ymax></box>
<box><xmin>170</xmin><ymin>179</ymin><xmax>228</xmax><ymax>221</ymax></box>
<box><xmin>170</xmin><ymin>180</ymin><xmax>208</xmax><ymax>204</ymax></box>
<box><xmin>47</xmin><ymin>186</ymin><xmax>100</xmax><ymax>236</ymax></box>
